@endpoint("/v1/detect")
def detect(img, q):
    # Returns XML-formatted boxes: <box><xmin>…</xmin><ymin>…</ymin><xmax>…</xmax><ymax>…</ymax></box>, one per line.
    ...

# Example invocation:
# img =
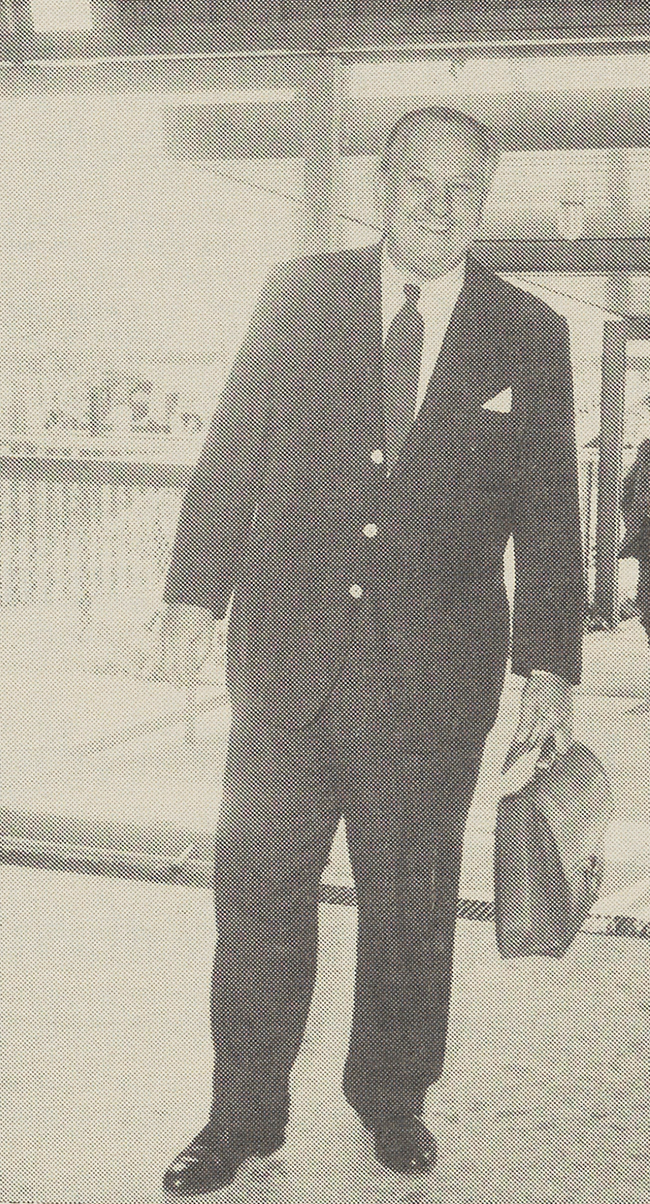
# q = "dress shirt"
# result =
<box><xmin>381</xmin><ymin>243</ymin><xmax>466</xmax><ymax>415</ymax></box>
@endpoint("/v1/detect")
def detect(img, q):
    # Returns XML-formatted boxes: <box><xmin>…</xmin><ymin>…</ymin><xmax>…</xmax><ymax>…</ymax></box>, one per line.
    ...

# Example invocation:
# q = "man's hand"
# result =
<box><xmin>159</xmin><ymin>603</ymin><xmax>217</xmax><ymax>688</ymax></box>
<box><xmin>505</xmin><ymin>671</ymin><xmax>574</xmax><ymax>771</ymax></box>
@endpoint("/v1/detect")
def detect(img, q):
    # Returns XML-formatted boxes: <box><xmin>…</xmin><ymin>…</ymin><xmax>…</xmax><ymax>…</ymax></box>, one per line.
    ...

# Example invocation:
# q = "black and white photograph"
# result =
<box><xmin>2</xmin><ymin>2</ymin><xmax>650</xmax><ymax>1200</ymax></box>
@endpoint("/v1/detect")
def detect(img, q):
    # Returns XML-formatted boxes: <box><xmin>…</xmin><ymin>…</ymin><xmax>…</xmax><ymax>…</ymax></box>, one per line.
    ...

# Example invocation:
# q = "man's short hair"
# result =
<box><xmin>378</xmin><ymin>106</ymin><xmax>500</xmax><ymax>174</ymax></box>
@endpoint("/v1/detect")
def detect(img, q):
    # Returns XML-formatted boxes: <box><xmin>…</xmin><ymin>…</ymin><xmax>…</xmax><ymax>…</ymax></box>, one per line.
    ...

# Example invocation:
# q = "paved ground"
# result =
<box><xmin>3</xmin><ymin>607</ymin><xmax>650</xmax><ymax>1202</ymax></box>
<box><xmin>3</xmin><ymin>864</ymin><xmax>650</xmax><ymax>1204</ymax></box>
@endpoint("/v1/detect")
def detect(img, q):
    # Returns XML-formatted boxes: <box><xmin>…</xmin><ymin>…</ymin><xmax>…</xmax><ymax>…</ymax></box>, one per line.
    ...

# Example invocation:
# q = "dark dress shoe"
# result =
<box><xmin>371</xmin><ymin>1116</ymin><xmax>437</xmax><ymax>1174</ymax></box>
<box><xmin>163</xmin><ymin>1120</ymin><xmax>286</xmax><ymax>1197</ymax></box>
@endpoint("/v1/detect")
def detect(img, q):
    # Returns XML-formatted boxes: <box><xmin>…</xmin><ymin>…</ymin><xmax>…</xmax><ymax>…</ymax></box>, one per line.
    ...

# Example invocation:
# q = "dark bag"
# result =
<box><xmin>494</xmin><ymin>742</ymin><xmax>613</xmax><ymax>958</ymax></box>
<box><xmin>619</xmin><ymin>514</ymin><xmax>650</xmax><ymax>560</ymax></box>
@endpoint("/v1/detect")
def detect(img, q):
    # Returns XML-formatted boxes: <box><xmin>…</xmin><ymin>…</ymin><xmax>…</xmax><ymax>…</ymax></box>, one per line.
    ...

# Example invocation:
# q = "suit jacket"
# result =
<box><xmin>620</xmin><ymin>438</ymin><xmax>650</xmax><ymax>560</ymax></box>
<box><xmin>163</xmin><ymin>242</ymin><xmax>584</xmax><ymax>725</ymax></box>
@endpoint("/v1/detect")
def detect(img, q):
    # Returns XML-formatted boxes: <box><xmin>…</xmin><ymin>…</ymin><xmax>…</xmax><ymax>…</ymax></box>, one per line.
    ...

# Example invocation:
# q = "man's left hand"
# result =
<box><xmin>506</xmin><ymin>671</ymin><xmax>574</xmax><ymax>769</ymax></box>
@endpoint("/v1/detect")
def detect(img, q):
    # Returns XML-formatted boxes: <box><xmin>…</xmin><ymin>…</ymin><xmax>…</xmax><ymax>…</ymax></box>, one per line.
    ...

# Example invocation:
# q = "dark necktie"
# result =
<box><xmin>382</xmin><ymin>281</ymin><xmax>425</xmax><ymax>470</ymax></box>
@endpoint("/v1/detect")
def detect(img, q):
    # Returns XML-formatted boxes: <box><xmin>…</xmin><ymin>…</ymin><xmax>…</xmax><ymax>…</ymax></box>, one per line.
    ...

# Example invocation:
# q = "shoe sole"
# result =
<box><xmin>374</xmin><ymin>1153</ymin><xmax>437</xmax><ymax>1175</ymax></box>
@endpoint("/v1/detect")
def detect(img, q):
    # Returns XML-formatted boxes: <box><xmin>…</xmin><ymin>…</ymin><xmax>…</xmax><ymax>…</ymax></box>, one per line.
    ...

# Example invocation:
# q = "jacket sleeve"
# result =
<box><xmin>510</xmin><ymin>313</ymin><xmax>584</xmax><ymax>685</ymax></box>
<box><xmin>162</xmin><ymin>263</ymin><xmax>292</xmax><ymax>618</ymax></box>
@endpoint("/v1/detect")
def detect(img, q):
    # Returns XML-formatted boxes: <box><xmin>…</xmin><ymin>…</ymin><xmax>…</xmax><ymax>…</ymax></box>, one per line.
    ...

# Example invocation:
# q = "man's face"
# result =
<box><xmin>374</xmin><ymin>120</ymin><xmax>496</xmax><ymax>277</ymax></box>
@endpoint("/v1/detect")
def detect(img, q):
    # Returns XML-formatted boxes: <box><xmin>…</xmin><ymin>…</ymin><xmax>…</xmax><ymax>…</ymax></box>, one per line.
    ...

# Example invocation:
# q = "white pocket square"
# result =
<box><xmin>482</xmin><ymin>387</ymin><xmax>512</xmax><ymax>414</ymax></box>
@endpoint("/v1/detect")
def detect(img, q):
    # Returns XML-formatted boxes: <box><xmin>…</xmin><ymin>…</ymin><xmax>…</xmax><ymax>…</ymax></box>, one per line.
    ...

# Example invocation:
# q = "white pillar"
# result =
<box><xmin>593</xmin><ymin>149</ymin><xmax>632</xmax><ymax>625</ymax></box>
<box><xmin>296</xmin><ymin>57</ymin><xmax>344</xmax><ymax>255</ymax></box>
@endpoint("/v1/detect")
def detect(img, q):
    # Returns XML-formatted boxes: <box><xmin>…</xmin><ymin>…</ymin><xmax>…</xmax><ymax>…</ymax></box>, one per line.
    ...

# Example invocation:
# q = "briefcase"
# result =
<box><xmin>619</xmin><ymin>514</ymin><xmax>650</xmax><ymax>560</ymax></box>
<box><xmin>494</xmin><ymin>742</ymin><xmax>613</xmax><ymax>958</ymax></box>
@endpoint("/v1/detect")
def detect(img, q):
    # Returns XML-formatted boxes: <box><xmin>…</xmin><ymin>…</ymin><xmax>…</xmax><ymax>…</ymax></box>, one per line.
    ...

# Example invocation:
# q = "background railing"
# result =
<box><xmin>0</xmin><ymin>448</ymin><xmax>604</xmax><ymax>616</ymax></box>
<box><xmin>0</xmin><ymin>446</ymin><xmax>192</xmax><ymax>614</ymax></box>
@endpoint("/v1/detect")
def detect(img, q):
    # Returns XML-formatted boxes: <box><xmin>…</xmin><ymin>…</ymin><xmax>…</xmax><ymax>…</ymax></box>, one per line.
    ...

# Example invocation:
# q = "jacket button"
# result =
<box><xmin>370</xmin><ymin>449</ymin><xmax>384</xmax><ymax>465</ymax></box>
<box><xmin>349</xmin><ymin>584</ymin><xmax>363</xmax><ymax>599</ymax></box>
<box><xmin>363</xmin><ymin>523</ymin><xmax>378</xmax><ymax>538</ymax></box>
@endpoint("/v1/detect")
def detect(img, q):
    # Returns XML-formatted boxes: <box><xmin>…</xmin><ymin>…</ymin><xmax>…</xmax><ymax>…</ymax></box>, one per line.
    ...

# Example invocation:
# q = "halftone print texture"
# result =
<box><xmin>3</xmin><ymin>7</ymin><xmax>650</xmax><ymax>1203</ymax></box>
<box><xmin>382</xmin><ymin>282</ymin><xmax>425</xmax><ymax>469</ymax></box>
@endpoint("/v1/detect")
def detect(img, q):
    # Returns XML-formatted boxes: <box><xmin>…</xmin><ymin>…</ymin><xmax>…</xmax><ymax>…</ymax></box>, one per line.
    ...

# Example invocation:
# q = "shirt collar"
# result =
<box><xmin>381</xmin><ymin>242</ymin><xmax>466</xmax><ymax>307</ymax></box>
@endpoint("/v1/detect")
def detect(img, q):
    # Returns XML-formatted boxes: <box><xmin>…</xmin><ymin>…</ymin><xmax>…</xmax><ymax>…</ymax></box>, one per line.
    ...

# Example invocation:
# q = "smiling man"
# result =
<box><xmin>160</xmin><ymin>106</ymin><xmax>584</xmax><ymax>1195</ymax></box>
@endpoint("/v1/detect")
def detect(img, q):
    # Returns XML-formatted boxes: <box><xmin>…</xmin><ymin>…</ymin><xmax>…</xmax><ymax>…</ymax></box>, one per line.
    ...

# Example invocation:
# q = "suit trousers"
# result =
<box><xmin>208</xmin><ymin>642</ymin><xmax>498</xmax><ymax>1131</ymax></box>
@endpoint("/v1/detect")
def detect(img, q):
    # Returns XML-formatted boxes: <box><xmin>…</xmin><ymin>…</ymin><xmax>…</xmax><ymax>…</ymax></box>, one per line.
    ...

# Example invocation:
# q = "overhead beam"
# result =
<box><xmin>7</xmin><ymin>1</ymin><xmax>650</xmax><ymax>66</ymax></box>
<box><xmin>0</xmin><ymin>0</ymin><xmax>32</xmax><ymax>61</ymax></box>
<box><xmin>164</xmin><ymin>89</ymin><xmax>650</xmax><ymax>162</ymax></box>
<box><xmin>623</xmin><ymin>315</ymin><xmax>650</xmax><ymax>339</ymax></box>
<box><xmin>471</xmin><ymin>238</ymin><xmax>650</xmax><ymax>276</ymax></box>
<box><xmin>343</xmin><ymin>91</ymin><xmax>650</xmax><ymax>157</ymax></box>
<box><xmin>1</xmin><ymin>51</ymin><xmax>309</xmax><ymax>93</ymax></box>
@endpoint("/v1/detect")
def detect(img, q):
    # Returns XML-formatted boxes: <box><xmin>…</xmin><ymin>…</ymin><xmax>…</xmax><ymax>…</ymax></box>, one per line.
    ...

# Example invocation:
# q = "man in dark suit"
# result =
<box><xmin>161</xmin><ymin>106</ymin><xmax>583</xmax><ymax>1195</ymax></box>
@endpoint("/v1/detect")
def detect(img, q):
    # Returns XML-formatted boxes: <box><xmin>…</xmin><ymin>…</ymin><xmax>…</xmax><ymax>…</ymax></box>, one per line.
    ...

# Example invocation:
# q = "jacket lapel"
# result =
<box><xmin>342</xmin><ymin>242</ymin><xmax>383</xmax><ymax>406</ymax></box>
<box><xmin>418</xmin><ymin>254</ymin><xmax>509</xmax><ymax>414</ymax></box>
<box><xmin>381</xmin><ymin>256</ymin><xmax>516</xmax><ymax>478</ymax></box>
<box><xmin>326</xmin><ymin>246</ymin><xmax>515</xmax><ymax>472</ymax></box>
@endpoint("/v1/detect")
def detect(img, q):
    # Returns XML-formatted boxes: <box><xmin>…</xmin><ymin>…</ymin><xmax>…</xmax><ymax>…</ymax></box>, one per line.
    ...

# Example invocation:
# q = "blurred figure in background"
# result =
<box><xmin>620</xmin><ymin>436</ymin><xmax>650</xmax><ymax>641</ymax></box>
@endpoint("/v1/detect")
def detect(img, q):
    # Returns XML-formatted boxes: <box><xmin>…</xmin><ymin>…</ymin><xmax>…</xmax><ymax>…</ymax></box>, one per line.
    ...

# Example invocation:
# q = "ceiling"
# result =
<box><xmin>5</xmin><ymin>0</ymin><xmax>650</xmax><ymax>66</ymax></box>
<box><xmin>4</xmin><ymin>19</ymin><xmax>650</xmax><ymax>273</ymax></box>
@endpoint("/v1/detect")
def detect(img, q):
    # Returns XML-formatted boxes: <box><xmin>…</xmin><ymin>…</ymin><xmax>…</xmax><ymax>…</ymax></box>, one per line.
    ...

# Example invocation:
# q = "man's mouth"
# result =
<box><xmin>409</xmin><ymin>216</ymin><xmax>450</xmax><ymax>234</ymax></box>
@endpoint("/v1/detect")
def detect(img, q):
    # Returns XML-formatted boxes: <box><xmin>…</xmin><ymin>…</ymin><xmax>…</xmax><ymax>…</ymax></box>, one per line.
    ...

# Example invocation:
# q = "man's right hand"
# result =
<box><xmin>159</xmin><ymin>603</ymin><xmax>217</xmax><ymax>688</ymax></box>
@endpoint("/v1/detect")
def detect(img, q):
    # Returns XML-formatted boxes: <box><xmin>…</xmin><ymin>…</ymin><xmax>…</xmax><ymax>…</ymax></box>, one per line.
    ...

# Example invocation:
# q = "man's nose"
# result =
<box><xmin>422</xmin><ymin>181</ymin><xmax>451</xmax><ymax>215</ymax></box>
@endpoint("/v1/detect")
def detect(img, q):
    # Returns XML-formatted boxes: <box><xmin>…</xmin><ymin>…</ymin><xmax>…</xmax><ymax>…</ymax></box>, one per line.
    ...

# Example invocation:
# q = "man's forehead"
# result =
<box><xmin>391</xmin><ymin>122</ymin><xmax>490</xmax><ymax>170</ymax></box>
